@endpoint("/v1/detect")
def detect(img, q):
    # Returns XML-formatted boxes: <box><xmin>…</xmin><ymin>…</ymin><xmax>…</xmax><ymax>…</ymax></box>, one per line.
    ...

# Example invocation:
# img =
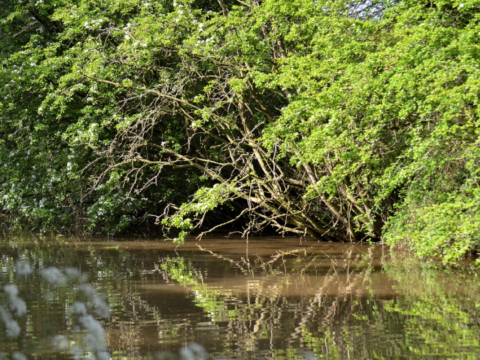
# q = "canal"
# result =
<box><xmin>1</xmin><ymin>234</ymin><xmax>479</xmax><ymax>359</ymax></box>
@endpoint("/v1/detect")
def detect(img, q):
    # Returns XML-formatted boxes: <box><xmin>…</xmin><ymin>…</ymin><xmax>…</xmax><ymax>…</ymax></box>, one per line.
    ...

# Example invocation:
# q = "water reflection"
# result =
<box><xmin>1</xmin><ymin>234</ymin><xmax>480</xmax><ymax>359</ymax></box>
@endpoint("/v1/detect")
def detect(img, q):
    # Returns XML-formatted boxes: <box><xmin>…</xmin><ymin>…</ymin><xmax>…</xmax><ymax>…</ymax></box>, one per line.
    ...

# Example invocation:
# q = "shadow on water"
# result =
<box><xmin>1</xmin><ymin>234</ymin><xmax>480</xmax><ymax>359</ymax></box>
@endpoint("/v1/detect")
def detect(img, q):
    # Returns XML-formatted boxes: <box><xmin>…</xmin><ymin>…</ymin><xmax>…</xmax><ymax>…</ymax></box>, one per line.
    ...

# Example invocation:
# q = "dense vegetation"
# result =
<box><xmin>1</xmin><ymin>0</ymin><xmax>480</xmax><ymax>262</ymax></box>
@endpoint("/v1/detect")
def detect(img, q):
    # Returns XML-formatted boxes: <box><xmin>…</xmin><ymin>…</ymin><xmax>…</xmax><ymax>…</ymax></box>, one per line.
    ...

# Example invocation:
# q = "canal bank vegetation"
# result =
<box><xmin>1</xmin><ymin>0</ymin><xmax>480</xmax><ymax>263</ymax></box>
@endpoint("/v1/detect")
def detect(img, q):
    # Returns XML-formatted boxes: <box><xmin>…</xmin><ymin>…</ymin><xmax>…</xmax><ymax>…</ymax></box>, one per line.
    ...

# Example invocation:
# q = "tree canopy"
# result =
<box><xmin>2</xmin><ymin>0</ymin><xmax>480</xmax><ymax>262</ymax></box>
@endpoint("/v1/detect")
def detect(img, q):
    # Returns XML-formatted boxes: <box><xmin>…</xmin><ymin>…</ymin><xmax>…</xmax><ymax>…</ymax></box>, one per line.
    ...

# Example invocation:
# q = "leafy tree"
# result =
<box><xmin>1</xmin><ymin>0</ymin><xmax>480</xmax><ymax>262</ymax></box>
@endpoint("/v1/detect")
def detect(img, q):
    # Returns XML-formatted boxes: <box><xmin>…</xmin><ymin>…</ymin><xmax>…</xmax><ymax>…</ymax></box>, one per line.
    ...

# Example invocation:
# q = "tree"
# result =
<box><xmin>2</xmin><ymin>0</ymin><xmax>480</xmax><ymax>262</ymax></box>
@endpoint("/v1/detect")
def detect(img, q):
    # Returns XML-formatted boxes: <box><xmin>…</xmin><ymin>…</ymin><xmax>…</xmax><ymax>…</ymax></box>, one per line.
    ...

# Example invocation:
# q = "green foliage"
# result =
<box><xmin>1</xmin><ymin>0</ymin><xmax>480</xmax><ymax>261</ymax></box>
<box><xmin>162</xmin><ymin>182</ymin><xmax>237</xmax><ymax>243</ymax></box>
<box><xmin>260</xmin><ymin>0</ymin><xmax>480</xmax><ymax>261</ymax></box>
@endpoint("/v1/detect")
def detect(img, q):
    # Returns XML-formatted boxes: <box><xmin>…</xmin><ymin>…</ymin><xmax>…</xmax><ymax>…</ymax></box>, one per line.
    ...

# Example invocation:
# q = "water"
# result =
<box><xmin>1</xmin><ymin>234</ymin><xmax>480</xmax><ymax>359</ymax></box>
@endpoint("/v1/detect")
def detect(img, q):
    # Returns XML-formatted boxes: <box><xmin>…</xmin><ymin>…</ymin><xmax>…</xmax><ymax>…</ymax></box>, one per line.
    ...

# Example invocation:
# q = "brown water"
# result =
<box><xmin>1</xmin><ymin>234</ymin><xmax>480</xmax><ymax>359</ymax></box>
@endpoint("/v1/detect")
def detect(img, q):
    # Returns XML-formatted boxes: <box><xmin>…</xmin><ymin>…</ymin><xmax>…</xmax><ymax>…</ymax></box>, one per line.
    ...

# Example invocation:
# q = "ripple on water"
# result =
<box><xmin>1</xmin><ymin>234</ymin><xmax>480</xmax><ymax>359</ymax></box>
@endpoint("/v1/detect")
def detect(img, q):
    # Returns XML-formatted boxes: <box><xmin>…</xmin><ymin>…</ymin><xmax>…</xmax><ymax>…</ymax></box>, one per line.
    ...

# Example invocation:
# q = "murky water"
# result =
<box><xmin>1</xmin><ymin>234</ymin><xmax>480</xmax><ymax>359</ymax></box>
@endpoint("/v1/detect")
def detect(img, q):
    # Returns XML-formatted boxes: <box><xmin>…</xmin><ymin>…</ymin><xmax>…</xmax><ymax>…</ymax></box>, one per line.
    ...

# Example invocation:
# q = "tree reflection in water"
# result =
<box><xmin>1</xmin><ymin>235</ymin><xmax>480</xmax><ymax>359</ymax></box>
